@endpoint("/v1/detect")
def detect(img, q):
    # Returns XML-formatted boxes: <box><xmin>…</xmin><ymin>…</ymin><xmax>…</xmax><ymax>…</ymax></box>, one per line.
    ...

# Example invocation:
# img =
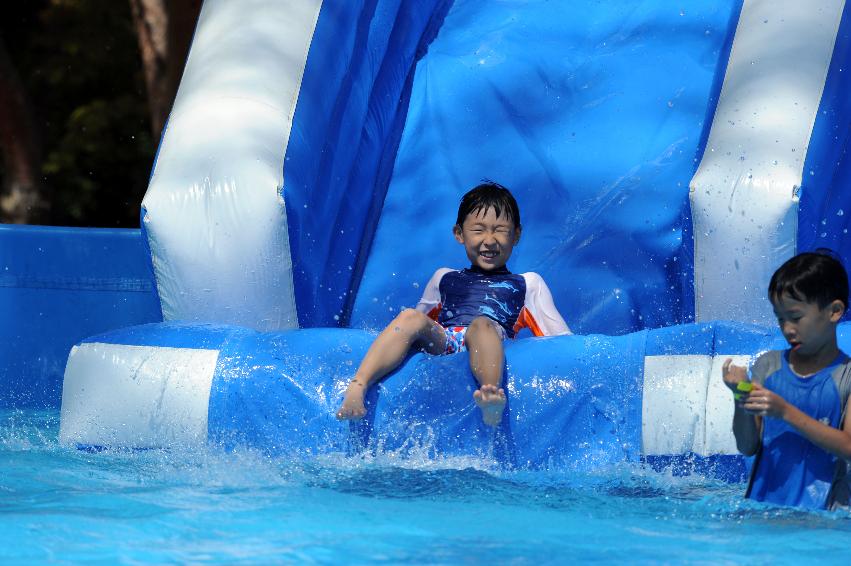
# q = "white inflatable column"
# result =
<box><xmin>690</xmin><ymin>0</ymin><xmax>845</xmax><ymax>325</ymax></box>
<box><xmin>59</xmin><ymin>343</ymin><xmax>219</xmax><ymax>448</ymax></box>
<box><xmin>141</xmin><ymin>0</ymin><xmax>323</xmax><ymax>331</ymax></box>
<box><xmin>641</xmin><ymin>354</ymin><xmax>748</xmax><ymax>458</ymax></box>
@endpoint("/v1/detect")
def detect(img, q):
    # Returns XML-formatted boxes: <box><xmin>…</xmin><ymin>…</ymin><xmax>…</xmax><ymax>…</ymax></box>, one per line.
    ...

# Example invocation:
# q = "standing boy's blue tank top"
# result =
<box><xmin>747</xmin><ymin>351</ymin><xmax>846</xmax><ymax>509</ymax></box>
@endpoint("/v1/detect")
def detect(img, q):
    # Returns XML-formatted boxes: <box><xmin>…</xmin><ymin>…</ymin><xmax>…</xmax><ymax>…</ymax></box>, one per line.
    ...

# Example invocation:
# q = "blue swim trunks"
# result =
<box><xmin>443</xmin><ymin>326</ymin><xmax>468</xmax><ymax>354</ymax></box>
<box><xmin>441</xmin><ymin>322</ymin><xmax>507</xmax><ymax>354</ymax></box>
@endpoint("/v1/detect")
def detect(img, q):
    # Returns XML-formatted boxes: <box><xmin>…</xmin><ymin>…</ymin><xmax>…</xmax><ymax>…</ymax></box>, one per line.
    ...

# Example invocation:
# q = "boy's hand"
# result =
<box><xmin>721</xmin><ymin>358</ymin><xmax>748</xmax><ymax>392</ymax></box>
<box><xmin>740</xmin><ymin>382</ymin><xmax>788</xmax><ymax>418</ymax></box>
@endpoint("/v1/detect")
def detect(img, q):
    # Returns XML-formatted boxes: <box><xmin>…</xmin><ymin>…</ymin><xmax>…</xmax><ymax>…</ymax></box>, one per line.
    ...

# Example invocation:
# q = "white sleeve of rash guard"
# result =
<box><xmin>521</xmin><ymin>272</ymin><xmax>572</xmax><ymax>336</ymax></box>
<box><xmin>415</xmin><ymin>268</ymin><xmax>454</xmax><ymax>317</ymax></box>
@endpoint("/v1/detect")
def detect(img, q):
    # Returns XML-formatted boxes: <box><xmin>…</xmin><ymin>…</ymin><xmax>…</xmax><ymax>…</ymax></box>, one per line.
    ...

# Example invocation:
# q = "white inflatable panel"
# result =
<box><xmin>643</xmin><ymin>354</ymin><xmax>753</xmax><ymax>456</ymax></box>
<box><xmin>59</xmin><ymin>343</ymin><xmax>218</xmax><ymax>448</ymax></box>
<box><xmin>642</xmin><ymin>355</ymin><xmax>712</xmax><ymax>455</ymax></box>
<box><xmin>690</xmin><ymin>0</ymin><xmax>845</xmax><ymax>325</ymax></box>
<box><xmin>141</xmin><ymin>0</ymin><xmax>323</xmax><ymax>331</ymax></box>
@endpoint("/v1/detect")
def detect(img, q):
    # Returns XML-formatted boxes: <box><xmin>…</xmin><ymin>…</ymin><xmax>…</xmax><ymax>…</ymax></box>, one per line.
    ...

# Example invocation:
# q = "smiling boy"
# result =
<box><xmin>722</xmin><ymin>251</ymin><xmax>851</xmax><ymax>509</ymax></box>
<box><xmin>336</xmin><ymin>182</ymin><xmax>571</xmax><ymax>426</ymax></box>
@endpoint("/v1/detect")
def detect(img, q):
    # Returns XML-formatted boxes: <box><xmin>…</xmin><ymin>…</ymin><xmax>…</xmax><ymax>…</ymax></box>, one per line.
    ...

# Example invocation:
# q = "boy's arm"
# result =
<box><xmin>722</xmin><ymin>358</ymin><xmax>761</xmax><ymax>456</ymax></box>
<box><xmin>517</xmin><ymin>273</ymin><xmax>571</xmax><ymax>336</ymax></box>
<box><xmin>733</xmin><ymin>408</ymin><xmax>762</xmax><ymax>456</ymax></box>
<box><xmin>744</xmin><ymin>386</ymin><xmax>851</xmax><ymax>460</ymax></box>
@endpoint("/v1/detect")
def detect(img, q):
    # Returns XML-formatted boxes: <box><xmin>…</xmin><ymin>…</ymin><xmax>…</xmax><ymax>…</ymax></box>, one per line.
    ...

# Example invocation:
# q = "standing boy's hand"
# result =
<box><xmin>721</xmin><ymin>358</ymin><xmax>748</xmax><ymax>392</ymax></box>
<box><xmin>740</xmin><ymin>382</ymin><xmax>788</xmax><ymax>418</ymax></box>
<box><xmin>722</xmin><ymin>357</ymin><xmax>761</xmax><ymax>456</ymax></box>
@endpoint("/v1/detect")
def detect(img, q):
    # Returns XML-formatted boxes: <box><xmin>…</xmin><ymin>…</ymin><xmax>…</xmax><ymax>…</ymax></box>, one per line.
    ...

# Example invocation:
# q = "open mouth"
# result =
<box><xmin>790</xmin><ymin>341</ymin><xmax>802</xmax><ymax>351</ymax></box>
<box><xmin>479</xmin><ymin>250</ymin><xmax>499</xmax><ymax>260</ymax></box>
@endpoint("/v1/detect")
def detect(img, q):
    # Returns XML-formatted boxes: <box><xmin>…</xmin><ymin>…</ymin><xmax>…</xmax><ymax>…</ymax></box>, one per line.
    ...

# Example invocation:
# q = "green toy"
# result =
<box><xmin>734</xmin><ymin>380</ymin><xmax>753</xmax><ymax>401</ymax></box>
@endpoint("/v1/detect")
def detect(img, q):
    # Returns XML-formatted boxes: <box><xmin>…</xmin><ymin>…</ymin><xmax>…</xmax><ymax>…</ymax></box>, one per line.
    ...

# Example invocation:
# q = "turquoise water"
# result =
<box><xmin>2</xmin><ymin>410</ymin><xmax>850</xmax><ymax>564</ymax></box>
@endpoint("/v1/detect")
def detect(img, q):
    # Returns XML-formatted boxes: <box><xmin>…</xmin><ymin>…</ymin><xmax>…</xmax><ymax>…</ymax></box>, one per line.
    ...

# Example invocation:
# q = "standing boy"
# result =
<box><xmin>722</xmin><ymin>251</ymin><xmax>851</xmax><ymax>509</ymax></box>
<box><xmin>336</xmin><ymin>182</ymin><xmax>571</xmax><ymax>427</ymax></box>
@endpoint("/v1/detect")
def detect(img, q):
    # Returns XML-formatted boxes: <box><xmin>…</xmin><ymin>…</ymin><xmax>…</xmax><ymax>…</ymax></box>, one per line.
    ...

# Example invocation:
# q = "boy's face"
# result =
<box><xmin>771</xmin><ymin>292</ymin><xmax>844</xmax><ymax>358</ymax></box>
<box><xmin>453</xmin><ymin>206</ymin><xmax>520</xmax><ymax>271</ymax></box>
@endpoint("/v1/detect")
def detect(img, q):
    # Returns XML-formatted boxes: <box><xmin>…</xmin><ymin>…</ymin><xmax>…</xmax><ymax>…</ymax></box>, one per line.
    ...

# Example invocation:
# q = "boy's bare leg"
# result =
<box><xmin>465</xmin><ymin>316</ymin><xmax>507</xmax><ymax>427</ymax></box>
<box><xmin>337</xmin><ymin>309</ymin><xmax>446</xmax><ymax>420</ymax></box>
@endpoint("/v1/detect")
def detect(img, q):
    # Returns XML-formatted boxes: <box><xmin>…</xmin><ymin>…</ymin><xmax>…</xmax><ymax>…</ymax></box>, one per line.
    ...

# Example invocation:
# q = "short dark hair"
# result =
<box><xmin>455</xmin><ymin>181</ymin><xmax>521</xmax><ymax>228</ymax></box>
<box><xmin>768</xmin><ymin>250</ymin><xmax>849</xmax><ymax>309</ymax></box>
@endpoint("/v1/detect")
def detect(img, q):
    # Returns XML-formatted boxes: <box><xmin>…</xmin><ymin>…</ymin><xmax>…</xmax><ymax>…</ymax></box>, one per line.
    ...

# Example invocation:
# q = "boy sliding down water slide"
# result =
<box><xmin>722</xmin><ymin>251</ymin><xmax>851</xmax><ymax>510</ymax></box>
<box><xmin>337</xmin><ymin>182</ymin><xmax>571</xmax><ymax>426</ymax></box>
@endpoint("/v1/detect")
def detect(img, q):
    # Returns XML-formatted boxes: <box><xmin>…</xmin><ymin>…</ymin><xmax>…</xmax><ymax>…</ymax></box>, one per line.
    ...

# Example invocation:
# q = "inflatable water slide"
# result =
<box><xmin>2</xmin><ymin>0</ymin><xmax>850</xmax><ymax>475</ymax></box>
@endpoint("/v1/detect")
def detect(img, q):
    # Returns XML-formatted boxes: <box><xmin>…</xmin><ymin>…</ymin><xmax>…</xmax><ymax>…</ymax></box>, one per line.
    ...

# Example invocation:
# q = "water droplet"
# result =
<box><xmin>838</xmin><ymin>209</ymin><xmax>844</xmax><ymax>216</ymax></box>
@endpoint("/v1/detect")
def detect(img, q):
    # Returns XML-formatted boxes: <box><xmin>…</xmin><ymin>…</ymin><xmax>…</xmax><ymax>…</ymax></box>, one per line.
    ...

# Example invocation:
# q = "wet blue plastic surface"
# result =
<box><xmin>0</xmin><ymin>225</ymin><xmax>162</xmax><ymax>408</ymax></box>
<box><xmin>799</xmin><ymin>5</ymin><xmax>851</xmax><ymax>270</ymax></box>
<box><xmin>350</xmin><ymin>0</ymin><xmax>742</xmax><ymax>335</ymax></box>
<box><xmin>83</xmin><ymin>319</ymin><xmax>842</xmax><ymax>475</ymax></box>
<box><xmin>284</xmin><ymin>0</ymin><xmax>451</xmax><ymax>327</ymax></box>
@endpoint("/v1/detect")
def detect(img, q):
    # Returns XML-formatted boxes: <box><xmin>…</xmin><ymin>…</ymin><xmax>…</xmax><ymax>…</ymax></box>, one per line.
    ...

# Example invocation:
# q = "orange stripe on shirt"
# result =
<box><xmin>513</xmin><ymin>306</ymin><xmax>544</xmax><ymax>337</ymax></box>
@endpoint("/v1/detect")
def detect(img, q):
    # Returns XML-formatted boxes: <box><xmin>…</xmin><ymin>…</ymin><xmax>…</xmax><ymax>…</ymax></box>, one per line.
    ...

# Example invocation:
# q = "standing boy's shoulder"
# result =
<box><xmin>829</xmin><ymin>353</ymin><xmax>851</xmax><ymax>407</ymax></box>
<box><xmin>750</xmin><ymin>349</ymin><xmax>851</xmax><ymax>384</ymax></box>
<box><xmin>749</xmin><ymin>350</ymin><xmax>784</xmax><ymax>386</ymax></box>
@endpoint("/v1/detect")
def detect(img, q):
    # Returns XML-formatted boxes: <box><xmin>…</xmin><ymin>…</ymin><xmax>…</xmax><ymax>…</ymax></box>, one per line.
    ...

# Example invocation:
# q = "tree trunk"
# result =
<box><xmin>129</xmin><ymin>0</ymin><xmax>201</xmax><ymax>139</ymax></box>
<box><xmin>0</xmin><ymin>34</ymin><xmax>46</xmax><ymax>224</ymax></box>
<box><xmin>129</xmin><ymin>0</ymin><xmax>170</xmax><ymax>136</ymax></box>
<box><xmin>166</xmin><ymin>0</ymin><xmax>202</xmax><ymax>97</ymax></box>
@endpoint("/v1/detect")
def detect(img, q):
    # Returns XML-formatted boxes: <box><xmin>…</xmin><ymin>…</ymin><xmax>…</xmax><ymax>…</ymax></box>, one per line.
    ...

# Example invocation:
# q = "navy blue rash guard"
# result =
<box><xmin>415</xmin><ymin>265</ymin><xmax>571</xmax><ymax>339</ymax></box>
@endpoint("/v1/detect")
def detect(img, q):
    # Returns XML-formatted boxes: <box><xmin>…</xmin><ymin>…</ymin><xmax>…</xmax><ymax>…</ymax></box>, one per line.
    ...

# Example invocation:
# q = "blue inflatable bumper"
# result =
<box><xmin>58</xmin><ymin>320</ymin><xmax>822</xmax><ymax>480</ymax></box>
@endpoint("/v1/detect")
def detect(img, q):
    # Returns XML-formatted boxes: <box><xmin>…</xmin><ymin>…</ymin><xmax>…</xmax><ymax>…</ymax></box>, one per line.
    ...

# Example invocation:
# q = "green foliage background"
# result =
<box><xmin>1</xmin><ymin>0</ymin><xmax>155</xmax><ymax>227</ymax></box>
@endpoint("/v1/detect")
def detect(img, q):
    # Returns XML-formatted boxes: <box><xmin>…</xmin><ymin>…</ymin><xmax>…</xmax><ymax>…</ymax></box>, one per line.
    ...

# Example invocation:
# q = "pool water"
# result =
<box><xmin>2</xmin><ymin>409</ymin><xmax>849</xmax><ymax>564</ymax></box>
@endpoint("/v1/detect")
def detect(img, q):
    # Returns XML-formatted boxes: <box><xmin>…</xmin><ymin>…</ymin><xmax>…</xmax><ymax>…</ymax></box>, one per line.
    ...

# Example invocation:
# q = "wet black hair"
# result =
<box><xmin>455</xmin><ymin>181</ymin><xmax>521</xmax><ymax>228</ymax></box>
<box><xmin>768</xmin><ymin>250</ymin><xmax>849</xmax><ymax>309</ymax></box>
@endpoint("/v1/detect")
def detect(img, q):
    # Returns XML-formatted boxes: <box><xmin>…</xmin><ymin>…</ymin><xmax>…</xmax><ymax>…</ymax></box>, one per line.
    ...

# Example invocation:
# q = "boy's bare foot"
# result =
<box><xmin>336</xmin><ymin>379</ymin><xmax>367</xmax><ymax>420</ymax></box>
<box><xmin>473</xmin><ymin>384</ymin><xmax>507</xmax><ymax>427</ymax></box>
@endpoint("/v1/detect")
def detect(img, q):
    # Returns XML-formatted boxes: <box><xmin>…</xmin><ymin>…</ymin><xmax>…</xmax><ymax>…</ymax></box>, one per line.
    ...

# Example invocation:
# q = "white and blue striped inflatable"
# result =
<box><xmin>56</xmin><ymin>0</ymin><xmax>851</xmax><ymax>473</ymax></box>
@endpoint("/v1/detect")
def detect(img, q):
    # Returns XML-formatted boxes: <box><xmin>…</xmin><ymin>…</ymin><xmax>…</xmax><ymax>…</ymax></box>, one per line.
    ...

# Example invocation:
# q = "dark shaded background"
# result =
<box><xmin>0</xmin><ymin>1</ymin><xmax>200</xmax><ymax>227</ymax></box>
